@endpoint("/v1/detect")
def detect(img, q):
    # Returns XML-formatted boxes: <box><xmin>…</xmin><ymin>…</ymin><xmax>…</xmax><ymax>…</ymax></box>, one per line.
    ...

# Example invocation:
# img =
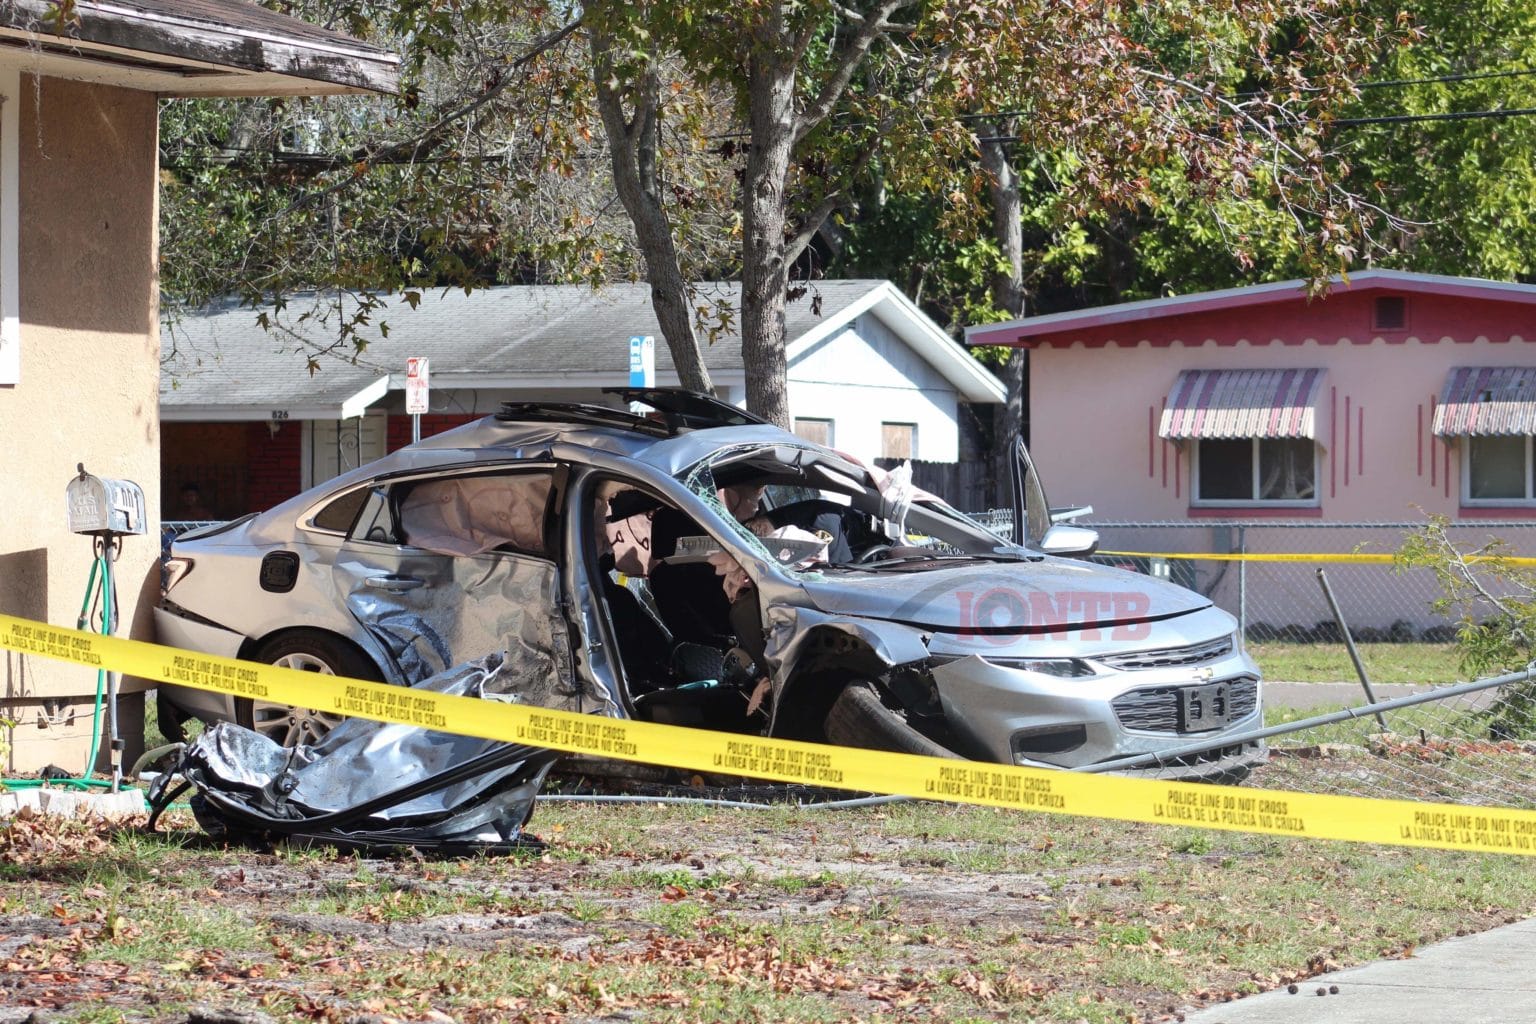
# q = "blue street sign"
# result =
<box><xmin>628</xmin><ymin>335</ymin><xmax>655</xmax><ymax>388</ymax></box>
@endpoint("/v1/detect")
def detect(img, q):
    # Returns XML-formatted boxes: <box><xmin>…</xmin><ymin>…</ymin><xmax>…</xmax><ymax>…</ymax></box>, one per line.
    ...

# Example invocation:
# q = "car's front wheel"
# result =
<box><xmin>238</xmin><ymin>631</ymin><xmax>382</xmax><ymax>747</ymax></box>
<box><xmin>823</xmin><ymin>680</ymin><xmax>962</xmax><ymax>760</ymax></box>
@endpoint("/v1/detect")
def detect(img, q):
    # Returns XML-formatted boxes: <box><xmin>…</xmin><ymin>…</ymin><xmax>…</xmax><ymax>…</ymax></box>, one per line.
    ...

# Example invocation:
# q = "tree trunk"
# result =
<box><xmin>980</xmin><ymin>124</ymin><xmax>1027</xmax><ymax>506</ymax></box>
<box><xmin>739</xmin><ymin>44</ymin><xmax>797</xmax><ymax>428</ymax></box>
<box><xmin>589</xmin><ymin>28</ymin><xmax>714</xmax><ymax>395</ymax></box>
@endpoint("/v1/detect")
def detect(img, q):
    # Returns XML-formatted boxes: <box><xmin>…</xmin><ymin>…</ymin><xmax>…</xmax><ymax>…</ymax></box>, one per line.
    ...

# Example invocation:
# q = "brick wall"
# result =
<box><xmin>245</xmin><ymin>420</ymin><xmax>303</xmax><ymax>513</ymax></box>
<box><xmin>164</xmin><ymin>414</ymin><xmax>483</xmax><ymax>518</ymax></box>
<box><xmin>386</xmin><ymin>414</ymin><xmax>477</xmax><ymax>452</ymax></box>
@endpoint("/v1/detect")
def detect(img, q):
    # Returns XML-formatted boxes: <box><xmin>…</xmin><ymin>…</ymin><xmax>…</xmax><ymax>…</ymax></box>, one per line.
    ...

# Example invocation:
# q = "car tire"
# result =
<box><xmin>823</xmin><ymin>680</ymin><xmax>962</xmax><ymax>761</ymax></box>
<box><xmin>238</xmin><ymin>631</ymin><xmax>382</xmax><ymax>748</ymax></box>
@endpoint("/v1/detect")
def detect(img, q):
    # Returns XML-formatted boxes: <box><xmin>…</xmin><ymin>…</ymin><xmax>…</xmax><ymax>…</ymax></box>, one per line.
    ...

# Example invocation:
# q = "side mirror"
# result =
<box><xmin>1039</xmin><ymin>523</ymin><xmax>1099</xmax><ymax>557</ymax></box>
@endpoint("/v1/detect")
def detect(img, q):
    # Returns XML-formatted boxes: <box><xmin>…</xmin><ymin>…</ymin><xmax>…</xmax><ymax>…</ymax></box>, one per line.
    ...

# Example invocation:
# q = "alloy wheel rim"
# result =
<box><xmin>251</xmin><ymin>653</ymin><xmax>346</xmax><ymax>746</ymax></box>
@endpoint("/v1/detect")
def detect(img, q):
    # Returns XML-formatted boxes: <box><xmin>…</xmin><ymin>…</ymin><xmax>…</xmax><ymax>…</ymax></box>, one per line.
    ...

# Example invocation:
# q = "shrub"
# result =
<box><xmin>1420</xmin><ymin>624</ymin><xmax>1459</xmax><ymax>644</ymax></box>
<box><xmin>1397</xmin><ymin>516</ymin><xmax>1536</xmax><ymax>738</ymax></box>
<box><xmin>1312</xmin><ymin>620</ymin><xmax>1343</xmax><ymax>644</ymax></box>
<box><xmin>1246</xmin><ymin>622</ymin><xmax>1282</xmax><ymax>643</ymax></box>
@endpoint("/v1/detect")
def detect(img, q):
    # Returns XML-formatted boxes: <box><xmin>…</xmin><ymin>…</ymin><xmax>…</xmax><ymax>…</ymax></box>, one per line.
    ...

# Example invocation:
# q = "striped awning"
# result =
<box><xmin>1433</xmin><ymin>366</ymin><xmax>1536</xmax><ymax>436</ymax></box>
<box><xmin>1159</xmin><ymin>368</ymin><xmax>1326</xmax><ymax>440</ymax></box>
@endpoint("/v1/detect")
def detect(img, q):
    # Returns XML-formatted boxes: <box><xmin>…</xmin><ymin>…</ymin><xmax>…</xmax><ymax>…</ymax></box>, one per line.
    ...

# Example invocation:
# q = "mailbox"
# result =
<box><xmin>65</xmin><ymin>464</ymin><xmax>147</xmax><ymax>537</ymax></box>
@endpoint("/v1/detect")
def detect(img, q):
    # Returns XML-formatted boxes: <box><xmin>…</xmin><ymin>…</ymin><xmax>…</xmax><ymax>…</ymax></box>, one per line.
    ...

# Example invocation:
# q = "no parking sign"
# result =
<box><xmin>406</xmin><ymin>357</ymin><xmax>430</xmax><ymax>414</ymax></box>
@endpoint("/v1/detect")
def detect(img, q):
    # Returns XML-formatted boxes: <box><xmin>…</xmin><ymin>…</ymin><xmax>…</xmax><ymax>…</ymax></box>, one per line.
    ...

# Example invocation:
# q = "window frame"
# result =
<box><xmin>1191</xmin><ymin>437</ymin><xmax>1321</xmax><ymax>508</ymax></box>
<box><xmin>0</xmin><ymin>67</ymin><xmax>19</xmax><ymax>385</ymax></box>
<box><xmin>1461</xmin><ymin>435</ymin><xmax>1536</xmax><ymax>507</ymax></box>
<box><xmin>880</xmin><ymin>421</ymin><xmax>918</xmax><ymax>461</ymax></box>
<box><xmin>339</xmin><ymin>463</ymin><xmax>562</xmax><ymax>559</ymax></box>
<box><xmin>791</xmin><ymin>416</ymin><xmax>835</xmax><ymax>447</ymax></box>
<box><xmin>1372</xmin><ymin>295</ymin><xmax>1408</xmax><ymax>332</ymax></box>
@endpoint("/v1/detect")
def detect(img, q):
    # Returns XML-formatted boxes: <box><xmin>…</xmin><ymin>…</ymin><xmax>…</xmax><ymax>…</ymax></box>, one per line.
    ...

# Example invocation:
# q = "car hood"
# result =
<box><xmin>796</xmin><ymin>557</ymin><xmax>1209</xmax><ymax>633</ymax></box>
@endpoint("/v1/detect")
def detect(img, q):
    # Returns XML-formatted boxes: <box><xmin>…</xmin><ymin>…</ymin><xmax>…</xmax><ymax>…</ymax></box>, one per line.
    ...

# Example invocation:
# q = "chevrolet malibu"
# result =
<box><xmin>155</xmin><ymin>389</ymin><xmax>1264</xmax><ymax>781</ymax></box>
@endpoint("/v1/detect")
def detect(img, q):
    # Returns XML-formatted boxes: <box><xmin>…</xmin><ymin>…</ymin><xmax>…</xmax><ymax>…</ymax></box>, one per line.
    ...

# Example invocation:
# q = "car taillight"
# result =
<box><xmin>162</xmin><ymin>556</ymin><xmax>194</xmax><ymax>594</ymax></box>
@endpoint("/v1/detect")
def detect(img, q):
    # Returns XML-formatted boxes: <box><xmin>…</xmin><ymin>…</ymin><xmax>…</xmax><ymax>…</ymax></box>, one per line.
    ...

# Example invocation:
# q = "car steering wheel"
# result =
<box><xmin>855</xmin><ymin>544</ymin><xmax>894</xmax><ymax>564</ymax></box>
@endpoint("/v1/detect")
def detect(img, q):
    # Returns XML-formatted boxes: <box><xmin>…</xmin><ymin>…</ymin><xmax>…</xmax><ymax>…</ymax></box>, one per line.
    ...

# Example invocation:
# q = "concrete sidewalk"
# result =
<box><xmin>1180</xmin><ymin>917</ymin><xmax>1536</xmax><ymax>1023</ymax></box>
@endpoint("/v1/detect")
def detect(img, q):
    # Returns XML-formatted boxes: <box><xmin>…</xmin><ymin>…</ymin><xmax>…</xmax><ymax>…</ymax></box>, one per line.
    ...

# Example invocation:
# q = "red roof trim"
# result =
<box><xmin>965</xmin><ymin>270</ymin><xmax>1536</xmax><ymax>349</ymax></box>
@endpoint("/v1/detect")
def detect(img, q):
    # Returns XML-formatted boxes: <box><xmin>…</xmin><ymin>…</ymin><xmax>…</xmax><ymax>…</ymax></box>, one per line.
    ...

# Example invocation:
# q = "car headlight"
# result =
<box><xmin>1006</xmin><ymin>658</ymin><xmax>1097</xmax><ymax>678</ymax></box>
<box><xmin>162</xmin><ymin>556</ymin><xmax>194</xmax><ymax>594</ymax></box>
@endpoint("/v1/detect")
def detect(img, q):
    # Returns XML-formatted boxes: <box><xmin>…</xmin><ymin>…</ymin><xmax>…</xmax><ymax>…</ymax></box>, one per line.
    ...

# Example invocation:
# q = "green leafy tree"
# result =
<box><xmin>160</xmin><ymin>3</ymin><xmax>736</xmax><ymax>372</ymax></box>
<box><xmin>1343</xmin><ymin>0</ymin><xmax>1536</xmax><ymax>279</ymax></box>
<box><xmin>1397</xmin><ymin>517</ymin><xmax>1536</xmax><ymax>737</ymax></box>
<box><xmin>162</xmin><ymin>0</ymin><xmax>1403</xmax><ymax>429</ymax></box>
<box><xmin>838</xmin><ymin>3</ymin><xmax>1405</xmax><ymax>496</ymax></box>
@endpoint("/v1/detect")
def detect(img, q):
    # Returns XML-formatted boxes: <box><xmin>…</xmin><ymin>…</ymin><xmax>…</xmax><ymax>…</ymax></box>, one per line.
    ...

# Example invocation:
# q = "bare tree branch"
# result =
<box><xmin>792</xmin><ymin>0</ymin><xmax>911</xmax><ymax>146</ymax></box>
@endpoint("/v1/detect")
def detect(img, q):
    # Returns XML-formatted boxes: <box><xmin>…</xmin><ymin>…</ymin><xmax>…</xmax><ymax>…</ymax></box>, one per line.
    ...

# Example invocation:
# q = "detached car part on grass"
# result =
<box><xmin>148</xmin><ymin>654</ymin><xmax>560</xmax><ymax>852</ymax></box>
<box><xmin>156</xmin><ymin>389</ymin><xmax>1264</xmax><ymax>782</ymax></box>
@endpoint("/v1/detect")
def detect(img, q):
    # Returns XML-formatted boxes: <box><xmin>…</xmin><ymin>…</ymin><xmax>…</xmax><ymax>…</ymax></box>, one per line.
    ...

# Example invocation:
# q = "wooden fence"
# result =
<box><xmin>874</xmin><ymin>458</ymin><xmax>994</xmax><ymax>513</ymax></box>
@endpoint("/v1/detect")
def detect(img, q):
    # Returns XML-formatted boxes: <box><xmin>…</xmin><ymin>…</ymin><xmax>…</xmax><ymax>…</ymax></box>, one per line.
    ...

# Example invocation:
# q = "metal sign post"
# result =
<box><xmin>406</xmin><ymin>357</ymin><xmax>429</xmax><ymax>443</ymax></box>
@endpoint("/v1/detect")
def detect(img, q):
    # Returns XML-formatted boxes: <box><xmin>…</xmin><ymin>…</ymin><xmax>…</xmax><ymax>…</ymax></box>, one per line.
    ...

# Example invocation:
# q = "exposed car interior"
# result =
<box><xmin>688</xmin><ymin>444</ymin><xmax>1027</xmax><ymax>571</ymax></box>
<box><xmin>581</xmin><ymin>444</ymin><xmax>1026</xmax><ymax>736</ymax></box>
<box><xmin>588</xmin><ymin>480</ymin><xmax>767</xmax><ymax>733</ymax></box>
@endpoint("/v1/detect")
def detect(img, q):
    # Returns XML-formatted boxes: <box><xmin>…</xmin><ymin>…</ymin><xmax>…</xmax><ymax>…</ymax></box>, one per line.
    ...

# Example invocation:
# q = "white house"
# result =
<box><xmin>159</xmin><ymin>280</ymin><xmax>1004</xmax><ymax>518</ymax></box>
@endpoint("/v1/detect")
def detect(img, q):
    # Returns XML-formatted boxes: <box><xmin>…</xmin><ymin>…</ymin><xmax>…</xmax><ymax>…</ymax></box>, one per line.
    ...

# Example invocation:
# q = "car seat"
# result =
<box><xmin>647</xmin><ymin>506</ymin><xmax>736</xmax><ymax>644</ymax></box>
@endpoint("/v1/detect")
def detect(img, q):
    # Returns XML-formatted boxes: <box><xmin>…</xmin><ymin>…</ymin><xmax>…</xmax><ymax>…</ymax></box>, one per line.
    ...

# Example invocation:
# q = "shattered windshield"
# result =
<box><xmin>681</xmin><ymin>444</ymin><xmax>1030</xmax><ymax>572</ymax></box>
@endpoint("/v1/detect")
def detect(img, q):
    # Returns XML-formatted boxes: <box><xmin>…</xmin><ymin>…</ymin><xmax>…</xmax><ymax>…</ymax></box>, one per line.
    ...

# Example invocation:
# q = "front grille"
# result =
<box><xmin>1111</xmin><ymin>676</ymin><xmax>1259</xmax><ymax>733</ymax></box>
<box><xmin>1096</xmin><ymin>636</ymin><xmax>1234</xmax><ymax>671</ymax></box>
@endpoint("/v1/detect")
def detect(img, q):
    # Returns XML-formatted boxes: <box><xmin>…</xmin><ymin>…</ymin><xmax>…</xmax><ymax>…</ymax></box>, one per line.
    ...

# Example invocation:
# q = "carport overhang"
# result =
<box><xmin>161</xmin><ymin>374</ymin><xmax>391</xmax><ymax>422</ymax></box>
<box><xmin>0</xmin><ymin>0</ymin><xmax>399</xmax><ymax>97</ymax></box>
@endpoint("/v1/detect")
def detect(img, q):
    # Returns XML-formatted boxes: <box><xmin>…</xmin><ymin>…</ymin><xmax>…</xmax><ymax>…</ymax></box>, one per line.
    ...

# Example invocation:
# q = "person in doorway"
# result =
<box><xmin>177</xmin><ymin>482</ymin><xmax>215</xmax><ymax>520</ymax></box>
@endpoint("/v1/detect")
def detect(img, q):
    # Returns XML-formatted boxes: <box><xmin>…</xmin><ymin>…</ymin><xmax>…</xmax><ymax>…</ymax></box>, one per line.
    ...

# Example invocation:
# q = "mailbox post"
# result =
<box><xmin>64</xmin><ymin>464</ymin><xmax>147</xmax><ymax>788</ymax></box>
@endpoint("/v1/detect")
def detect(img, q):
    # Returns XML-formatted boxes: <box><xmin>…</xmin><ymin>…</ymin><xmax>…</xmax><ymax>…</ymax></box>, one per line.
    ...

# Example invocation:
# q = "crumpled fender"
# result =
<box><xmin>762</xmin><ymin>605</ymin><xmax>930</xmax><ymax>734</ymax></box>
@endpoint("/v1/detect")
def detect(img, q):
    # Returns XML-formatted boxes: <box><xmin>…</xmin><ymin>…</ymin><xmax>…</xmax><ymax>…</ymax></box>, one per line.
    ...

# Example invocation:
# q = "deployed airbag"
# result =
<box><xmin>401</xmin><ymin>474</ymin><xmax>551</xmax><ymax>556</ymax></box>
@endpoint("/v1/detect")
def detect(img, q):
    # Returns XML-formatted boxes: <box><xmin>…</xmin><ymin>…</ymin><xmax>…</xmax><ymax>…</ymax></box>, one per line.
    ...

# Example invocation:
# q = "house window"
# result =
<box><xmin>1464</xmin><ymin>435</ymin><xmax>1536</xmax><ymax>504</ymax></box>
<box><xmin>792</xmin><ymin>417</ymin><xmax>833</xmax><ymax>447</ymax></box>
<box><xmin>1372</xmin><ymin>296</ymin><xmax>1407</xmax><ymax>331</ymax></box>
<box><xmin>1195</xmin><ymin>438</ymin><xmax>1318</xmax><ymax>505</ymax></box>
<box><xmin>881</xmin><ymin>422</ymin><xmax>917</xmax><ymax>460</ymax></box>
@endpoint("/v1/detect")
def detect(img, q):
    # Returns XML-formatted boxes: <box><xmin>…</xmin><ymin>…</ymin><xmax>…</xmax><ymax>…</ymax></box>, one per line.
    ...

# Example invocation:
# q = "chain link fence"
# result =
<box><xmin>972</xmin><ymin>511</ymin><xmax>1536</xmax><ymax>806</ymax></box>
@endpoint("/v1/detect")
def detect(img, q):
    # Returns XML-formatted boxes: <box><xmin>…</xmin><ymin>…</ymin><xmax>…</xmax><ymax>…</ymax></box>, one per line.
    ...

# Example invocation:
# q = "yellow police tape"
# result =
<box><xmin>5</xmin><ymin>611</ymin><xmax>1536</xmax><ymax>857</ymax></box>
<box><xmin>1100</xmin><ymin>550</ymin><xmax>1536</xmax><ymax>566</ymax></box>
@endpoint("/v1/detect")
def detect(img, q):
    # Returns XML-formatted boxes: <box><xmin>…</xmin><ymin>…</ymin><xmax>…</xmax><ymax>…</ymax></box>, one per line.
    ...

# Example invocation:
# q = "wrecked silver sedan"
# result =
<box><xmin>155</xmin><ymin>389</ymin><xmax>1264</xmax><ymax>781</ymax></box>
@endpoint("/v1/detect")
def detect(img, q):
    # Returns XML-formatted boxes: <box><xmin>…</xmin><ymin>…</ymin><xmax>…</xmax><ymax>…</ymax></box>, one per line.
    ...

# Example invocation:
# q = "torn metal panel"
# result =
<box><xmin>762</xmin><ymin>606</ymin><xmax>931</xmax><ymax>734</ymax></box>
<box><xmin>336</xmin><ymin>550</ymin><xmax>597</xmax><ymax>711</ymax></box>
<box><xmin>150</xmin><ymin>654</ymin><xmax>557</xmax><ymax>851</ymax></box>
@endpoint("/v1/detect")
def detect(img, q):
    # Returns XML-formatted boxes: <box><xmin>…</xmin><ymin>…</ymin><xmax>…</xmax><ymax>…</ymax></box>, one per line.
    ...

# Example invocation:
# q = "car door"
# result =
<box><xmin>330</xmin><ymin>465</ymin><xmax>580</xmax><ymax>709</ymax></box>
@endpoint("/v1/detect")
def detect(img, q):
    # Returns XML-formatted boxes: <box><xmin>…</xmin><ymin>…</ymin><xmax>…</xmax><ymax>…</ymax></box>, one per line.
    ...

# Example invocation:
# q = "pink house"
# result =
<box><xmin>967</xmin><ymin>271</ymin><xmax>1536</xmax><ymax>524</ymax></box>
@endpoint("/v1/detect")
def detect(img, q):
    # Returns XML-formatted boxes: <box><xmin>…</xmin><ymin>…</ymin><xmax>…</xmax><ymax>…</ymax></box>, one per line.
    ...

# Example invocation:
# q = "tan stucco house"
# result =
<box><xmin>0</xmin><ymin>0</ymin><xmax>396</xmax><ymax>771</ymax></box>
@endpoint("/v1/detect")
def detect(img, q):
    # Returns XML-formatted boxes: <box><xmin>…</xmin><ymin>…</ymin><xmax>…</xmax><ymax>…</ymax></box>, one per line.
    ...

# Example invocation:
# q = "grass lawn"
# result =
<box><xmin>1248</xmin><ymin>641</ymin><xmax>1464</xmax><ymax>684</ymax></box>
<box><xmin>3</xmin><ymin>797</ymin><xmax>1536</xmax><ymax>1023</ymax></box>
